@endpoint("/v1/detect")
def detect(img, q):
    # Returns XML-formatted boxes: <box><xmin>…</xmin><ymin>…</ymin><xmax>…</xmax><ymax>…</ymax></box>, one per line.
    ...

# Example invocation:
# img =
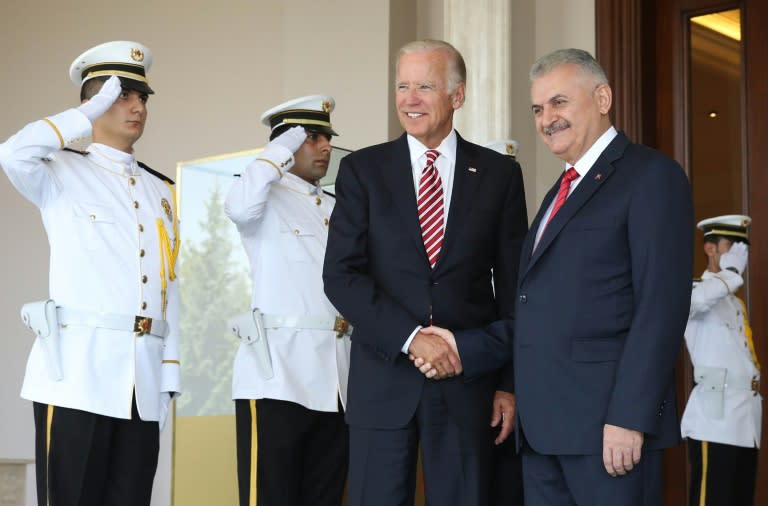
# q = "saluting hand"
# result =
<box><xmin>269</xmin><ymin>125</ymin><xmax>307</xmax><ymax>154</ymax></box>
<box><xmin>77</xmin><ymin>75</ymin><xmax>122</xmax><ymax>122</ymax></box>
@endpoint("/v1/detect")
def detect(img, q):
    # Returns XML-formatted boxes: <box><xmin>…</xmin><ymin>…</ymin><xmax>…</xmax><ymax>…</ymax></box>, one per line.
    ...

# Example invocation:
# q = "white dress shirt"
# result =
<box><xmin>401</xmin><ymin>131</ymin><xmax>458</xmax><ymax>353</ymax></box>
<box><xmin>534</xmin><ymin>126</ymin><xmax>618</xmax><ymax>247</ymax></box>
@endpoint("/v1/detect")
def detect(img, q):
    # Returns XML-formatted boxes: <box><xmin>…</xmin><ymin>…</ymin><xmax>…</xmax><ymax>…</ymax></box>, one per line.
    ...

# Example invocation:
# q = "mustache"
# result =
<box><xmin>544</xmin><ymin>120</ymin><xmax>570</xmax><ymax>136</ymax></box>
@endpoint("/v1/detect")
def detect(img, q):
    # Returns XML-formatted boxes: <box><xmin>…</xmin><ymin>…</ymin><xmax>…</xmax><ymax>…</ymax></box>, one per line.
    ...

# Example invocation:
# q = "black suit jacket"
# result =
<box><xmin>511</xmin><ymin>132</ymin><xmax>693</xmax><ymax>454</ymax></box>
<box><xmin>323</xmin><ymin>132</ymin><xmax>527</xmax><ymax>430</ymax></box>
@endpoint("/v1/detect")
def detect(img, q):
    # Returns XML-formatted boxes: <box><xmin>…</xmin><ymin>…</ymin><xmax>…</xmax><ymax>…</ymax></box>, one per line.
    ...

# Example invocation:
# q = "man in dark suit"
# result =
<box><xmin>422</xmin><ymin>48</ymin><xmax>694</xmax><ymax>504</ymax></box>
<box><xmin>322</xmin><ymin>39</ymin><xmax>528</xmax><ymax>506</ymax></box>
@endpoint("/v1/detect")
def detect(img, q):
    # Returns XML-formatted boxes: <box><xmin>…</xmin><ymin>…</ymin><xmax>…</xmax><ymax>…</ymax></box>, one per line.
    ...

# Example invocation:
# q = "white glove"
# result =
<box><xmin>719</xmin><ymin>242</ymin><xmax>748</xmax><ymax>275</ymax></box>
<box><xmin>77</xmin><ymin>75</ymin><xmax>121</xmax><ymax>122</ymax></box>
<box><xmin>268</xmin><ymin>125</ymin><xmax>307</xmax><ymax>153</ymax></box>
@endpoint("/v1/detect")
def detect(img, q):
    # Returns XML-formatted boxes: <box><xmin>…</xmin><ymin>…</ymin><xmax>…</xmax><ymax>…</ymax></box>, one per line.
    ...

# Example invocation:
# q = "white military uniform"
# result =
<box><xmin>681</xmin><ymin>269</ymin><xmax>761</xmax><ymax>448</ymax></box>
<box><xmin>0</xmin><ymin>108</ymin><xmax>180</xmax><ymax>426</ymax></box>
<box><xmin>225</xmin><ymin>142</ymin><xmax>350</xmax><ymax>412</ymax></box>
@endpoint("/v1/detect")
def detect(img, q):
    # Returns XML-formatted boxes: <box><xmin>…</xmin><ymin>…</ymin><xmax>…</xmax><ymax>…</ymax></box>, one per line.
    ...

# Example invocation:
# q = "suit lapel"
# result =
<box><xmin>435</xmin><ymin>134</ymin><xmax>483</xmax><ymax>272</ymax></box>
<box><xmin>383</xmin><ymin>134</ymin><xmax>431</xmax><ymax>264</ymax></box>
<box><xmin>522</xmin><ymin>132</ymin><xmax>630</xmax><ymax>278</ymax></box>
<box><xmin>519</xmin><ymin>181</ymin><xmax>559</xmax><ymax>274</ymax></box>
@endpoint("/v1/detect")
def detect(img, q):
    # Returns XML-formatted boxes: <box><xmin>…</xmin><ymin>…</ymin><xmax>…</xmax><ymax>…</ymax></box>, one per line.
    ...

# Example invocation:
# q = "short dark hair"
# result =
<box><xmin>80</xmin><ymin>77</ymin><xmax>107</xmax><ymax>101</ymax></box>
<box><xmin>704</xmin><ymin>234</ymin><xmax>746</xmax><ymax>245</ymax></box>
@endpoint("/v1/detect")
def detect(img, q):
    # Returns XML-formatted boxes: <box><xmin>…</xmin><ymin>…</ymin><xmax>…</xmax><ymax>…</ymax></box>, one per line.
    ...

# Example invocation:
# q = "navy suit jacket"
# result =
<box><xmin>323</xmin><ymin>132</ymin><xmax>527</xmax><ymax>430</ymax></box>
<box><xmin>510</xmin><ymin>132</ymin><xmax>693</xmax><ymax>455</ymax></box>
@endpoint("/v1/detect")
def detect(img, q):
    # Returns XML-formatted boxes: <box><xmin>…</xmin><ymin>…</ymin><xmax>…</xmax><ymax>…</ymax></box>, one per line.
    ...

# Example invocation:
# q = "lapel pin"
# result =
<box><xmin>468</xmin><ymin>167</ymin><xmax>477</xmax><ymax>173</ymax></box>
<box><xmin>595</xmin><ymin>173</ymin><xmax>603</xmax><ymax>180</ymax></box>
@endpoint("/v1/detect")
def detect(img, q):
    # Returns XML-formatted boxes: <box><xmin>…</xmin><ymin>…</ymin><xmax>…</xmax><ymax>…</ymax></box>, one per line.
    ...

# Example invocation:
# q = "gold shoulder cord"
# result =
<box><xmin>156</xmin><ymin>182</ymin><xmax>181</xmax><ymax>318</ymax></box>
<box><xmin>735</xmin><ymin>296</ymin><xmax>760</xmax><ymax>370</ymax></box>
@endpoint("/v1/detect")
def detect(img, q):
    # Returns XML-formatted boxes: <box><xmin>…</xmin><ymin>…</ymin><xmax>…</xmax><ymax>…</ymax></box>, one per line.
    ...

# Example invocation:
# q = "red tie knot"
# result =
<box><xmin>564</xmin><ymin>166</ymin><xmax>579</xmax><ymax>184</ymax></box>
<box><xmin>425</xmin><ymin>149</ymin><xmax>440</xmax><ymax>166</ymax></box>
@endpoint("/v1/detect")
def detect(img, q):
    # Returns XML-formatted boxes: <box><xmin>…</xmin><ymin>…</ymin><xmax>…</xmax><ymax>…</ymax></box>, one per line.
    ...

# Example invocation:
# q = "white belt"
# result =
<box><xmin>57</xmin><ymin>307</ymin><xmax>169</xmax><ymax>338</ymax></box>
<box><xmin>695</xmin><ymin>367</ymin><xmax>759</xmax><ymax>393</ymax></box>
<box><xmin>724</xmin><ymin>373</ymin><xmax>760</xmax><ymax>393</ymax></box>
<box><xmin>261</xmin><ymin>313</ymin><xmax>350</xmax><ymax>336</ymax></box>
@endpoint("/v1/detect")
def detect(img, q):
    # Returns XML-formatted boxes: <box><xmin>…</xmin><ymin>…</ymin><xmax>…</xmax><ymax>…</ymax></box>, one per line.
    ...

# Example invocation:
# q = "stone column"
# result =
<box><xmin>444</xmin><ymin>0</ymin><xmax>515</xmax><ymax>145</ymax></box>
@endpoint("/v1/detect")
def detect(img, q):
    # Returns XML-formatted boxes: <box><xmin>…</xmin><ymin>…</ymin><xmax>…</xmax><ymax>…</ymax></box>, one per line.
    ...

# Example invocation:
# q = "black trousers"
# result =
<box><xmin>235</xmin><ymin>398</ymin><xmax>348</xmax><ymax>506</ymax></box>
<box><xmin>688</xmin><ymin>438</ymin><xmax>758</xmax><ymax>506</ymax></box>
<box><xmin>489</xmin><ymin>437</ymin><xmax>524</xmax><ymax>505</ymax></box>
<box><xmin>347</xmin><ymin>380</ymin><xmax>494</xmax><ymax>506</ymax></box>
<box><xmin>521</xmin><ymin>444</ymin><xmax>662</xmax><ymax>506</ymax></box>
<box><xmin>33</xmin><ymin>398</ymin><xmax>159</xmax><ymax>506</ymax></box>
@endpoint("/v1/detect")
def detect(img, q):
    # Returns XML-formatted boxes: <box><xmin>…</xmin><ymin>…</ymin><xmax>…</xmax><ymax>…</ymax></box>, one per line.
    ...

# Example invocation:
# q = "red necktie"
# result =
<box><xmin>418</xmin><ymin>149</ymin><xmax>444</xmax><ymax>268</ymax></box>
<box><xmin>545</xmin><ymin>167</ymin><xmax>579</xmax><ymax>226</ymax></box>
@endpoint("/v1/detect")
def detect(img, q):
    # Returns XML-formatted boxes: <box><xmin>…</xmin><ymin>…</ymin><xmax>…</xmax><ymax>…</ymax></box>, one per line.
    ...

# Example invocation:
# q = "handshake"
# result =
<box><xmin>407</xmin><ymin>326</ymin><xmax>461</xmax><ymax>380</ymax></box>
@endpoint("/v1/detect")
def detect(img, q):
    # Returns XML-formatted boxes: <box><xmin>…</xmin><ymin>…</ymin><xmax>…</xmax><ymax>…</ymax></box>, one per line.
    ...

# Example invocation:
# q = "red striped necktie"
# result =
<box><xmin>546</xmin><ymin>166</ymin><xmax>579</xmax><ymax>226</ymax></box>
<box><xmin>418</xmin><ymin>149</ymin><xmax>444</xmax><ymax>268</ymax></box>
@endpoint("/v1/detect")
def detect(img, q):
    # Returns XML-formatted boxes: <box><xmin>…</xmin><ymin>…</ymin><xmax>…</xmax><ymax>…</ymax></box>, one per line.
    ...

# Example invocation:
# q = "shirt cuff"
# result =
<box><xmin>401</xmin><ymin>325</ymin><xmax>422</xmax><ymax>354</ymax></box>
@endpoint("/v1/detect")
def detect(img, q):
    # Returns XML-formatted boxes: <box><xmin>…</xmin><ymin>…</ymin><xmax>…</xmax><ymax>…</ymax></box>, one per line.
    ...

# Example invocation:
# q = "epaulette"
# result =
<box><xmin>138</xmin><ymin>161</ymin><xmax>174</xmax><ymax>184</ymax></box>
<box><xmin>63</xmin><ymin>147</ymin><xmax>89</xmax><ymax>156</ymax></box>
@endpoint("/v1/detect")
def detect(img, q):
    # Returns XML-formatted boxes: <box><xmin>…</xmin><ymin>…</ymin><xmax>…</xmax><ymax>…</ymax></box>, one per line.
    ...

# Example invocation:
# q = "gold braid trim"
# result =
<box><xmin>43</xmin><ymin>118</ymin><xmax>65</xmax><ymax>149</ymax></box>
<box><xmin>156</xmin><ymin>183</ymin><xmax>181</xmax><ymax>319</ymax></box>
<box><xmin>735</xmin><ymin>296</ymin><xmax>760</xmax><ymax>370</ymax></box>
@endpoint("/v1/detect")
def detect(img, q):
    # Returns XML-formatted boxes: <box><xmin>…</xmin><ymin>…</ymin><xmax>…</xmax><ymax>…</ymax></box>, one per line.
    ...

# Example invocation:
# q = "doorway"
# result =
<box><xmin>596</xmin><ymin>0</ymin><xmax>768</xmax><ymax>503</ymax></box>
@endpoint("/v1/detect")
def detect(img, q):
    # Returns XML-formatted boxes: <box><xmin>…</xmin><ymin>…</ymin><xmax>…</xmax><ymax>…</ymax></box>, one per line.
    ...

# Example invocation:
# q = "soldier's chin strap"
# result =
<box><xmin>156</xmin><ymin>182</ymin><xmax>180</xmax><ymax>318</ymax></box>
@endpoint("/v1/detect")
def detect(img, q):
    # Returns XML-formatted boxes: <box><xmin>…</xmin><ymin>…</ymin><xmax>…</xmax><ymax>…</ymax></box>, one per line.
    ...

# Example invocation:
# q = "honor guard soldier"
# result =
<box><xmin>681</xmin><ymin>214</ymin><xmax>759</xmax><ymax>506</ymax></box>
<box><xmin>0</xmin><ymin>41</ymin><xmax>180</xmax><ymax>506</ymax></box>
<box><xmin>225</xmin><ymin>95</ymin><xmax>351</xmax><ymax>506</ymax></box>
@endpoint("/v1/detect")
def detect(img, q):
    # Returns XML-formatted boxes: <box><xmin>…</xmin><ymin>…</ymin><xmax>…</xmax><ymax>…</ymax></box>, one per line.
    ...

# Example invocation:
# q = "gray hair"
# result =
<box><xmin>396</xmin><ymin>39</ymin><xmax>467</xmax><ymax>94</ymax></box>
<box><xmin>530</xmin><ymin>48</ymin><xmax>608</xmax><ymax>85</ymax></box>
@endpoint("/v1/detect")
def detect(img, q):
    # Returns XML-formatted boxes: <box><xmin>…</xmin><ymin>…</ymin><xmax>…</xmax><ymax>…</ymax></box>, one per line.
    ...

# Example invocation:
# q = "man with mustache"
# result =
<box><xmin>225</xmin><ymin>96</ymin><xmax>350</xmax><ymax>506</ymax></box>
<box><xmin>421</xmin><ymin>48</ymin><xmax>694</xmax><ymax>504</ymax></box>
<box><xmin>0</xmin><ymin>41</ymin><xmax>180</xmax><ymax>506</ymax></box>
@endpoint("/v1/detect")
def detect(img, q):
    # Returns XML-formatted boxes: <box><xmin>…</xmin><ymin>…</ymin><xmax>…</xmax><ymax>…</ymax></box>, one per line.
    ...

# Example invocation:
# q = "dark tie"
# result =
<box><xmin>418</xmin><ymin>149</ymin><xmax>444</xmax><ymax>268</ymax></box>
<box><xmin>545</xmin><ymin>166</ymin><xmax>580</xmax><ymax>226</ymax></box>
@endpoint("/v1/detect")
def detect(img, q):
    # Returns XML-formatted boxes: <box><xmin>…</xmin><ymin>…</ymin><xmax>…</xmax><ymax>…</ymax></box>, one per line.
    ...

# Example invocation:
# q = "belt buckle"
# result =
<box><xmin>134</xmin><ymin>316</ymin><xmax>152</xmax><ymax>336</ymax></box>
<box><xmin>334</xmin><ymin>316</ymin><xmax>349</xmax><ymax>338</ymax></box>
<box><xmin>752</xmin><ymin>377</ymin><xmax>760</xmax><ymax>394</ymax></box>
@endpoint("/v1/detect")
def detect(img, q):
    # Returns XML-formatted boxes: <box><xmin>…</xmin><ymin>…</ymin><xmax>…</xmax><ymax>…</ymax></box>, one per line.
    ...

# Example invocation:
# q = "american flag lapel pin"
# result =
<box><xmin>468</xmin><ymin>167</ymin><xmax>477</xmax><ymax>173</ymax></box>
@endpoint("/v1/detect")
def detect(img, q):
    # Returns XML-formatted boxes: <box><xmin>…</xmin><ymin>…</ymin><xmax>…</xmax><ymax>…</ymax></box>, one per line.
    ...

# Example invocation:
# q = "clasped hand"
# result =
<box><xmin>407</xmin><ymin>326</ymin><xmax>461</xmax><ymax>380</ymax></box>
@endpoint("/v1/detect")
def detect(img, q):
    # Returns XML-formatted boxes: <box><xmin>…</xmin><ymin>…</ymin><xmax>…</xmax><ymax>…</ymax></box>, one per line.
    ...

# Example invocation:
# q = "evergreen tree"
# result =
<box><xmin>177</xmin><ymin>182</ymin><xmax>251</xmax><ymax>416</ymax></box>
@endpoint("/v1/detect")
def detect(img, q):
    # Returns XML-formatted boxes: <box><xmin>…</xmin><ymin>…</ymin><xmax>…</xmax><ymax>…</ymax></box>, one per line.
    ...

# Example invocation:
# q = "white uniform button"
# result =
<box><xmin>133</xmin><ymin>201</ymin><xmax>139</xmax><ymax>209</ymax></box>
<box><xmin>140</xmin><ymin>249</ymin><xmax>145</xmax><ymax>257</ymax></box>
<box><xmin>141</xmin><ymin>275</ymin><xmax>148</xmax><ymax>283</ymax></box>
<box><xmin>129</xmin><ymin>177</ymin><xmax>136</xmax><ymax>185</ymax></box>
<box><xmin>138</xmin><ymin>224</ymin><xmax>144</xmax><ymax>232</ymax></box>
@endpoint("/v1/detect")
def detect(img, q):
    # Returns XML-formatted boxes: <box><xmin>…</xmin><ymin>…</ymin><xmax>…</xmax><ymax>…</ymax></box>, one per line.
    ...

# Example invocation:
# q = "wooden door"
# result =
<box><xmin>596</xmin><ymin>0</ymin><xmax>768</xmax><ymax>503</ymax></box>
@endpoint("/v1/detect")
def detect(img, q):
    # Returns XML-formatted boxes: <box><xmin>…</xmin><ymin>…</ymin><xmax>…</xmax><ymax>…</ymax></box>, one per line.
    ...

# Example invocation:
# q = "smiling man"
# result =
<box><xmin>225</xmin><ymin>96</ymin><xmax>351</xmax><ymax>506</ymax></box>
<box><xmin>0</xmin><ymin>41</ymin><xmax>180</xmax><ymax>506</ymax></box>
<box><xmin>323</xmin><ymin>39</ymin><xmax>528</xmax><ymax>506</ymax></box>
<box><xmin>511</xmin><ymin>48</ymin><xmax>694</xmax><ymax>505</ymax></box>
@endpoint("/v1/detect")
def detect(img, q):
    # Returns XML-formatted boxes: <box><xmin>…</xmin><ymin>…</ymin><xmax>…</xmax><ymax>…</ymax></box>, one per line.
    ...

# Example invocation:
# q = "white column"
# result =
<box><xmin>444</xmin><ymin>0</ymin><xmax>514</xmax><ymax>144</ymax></box>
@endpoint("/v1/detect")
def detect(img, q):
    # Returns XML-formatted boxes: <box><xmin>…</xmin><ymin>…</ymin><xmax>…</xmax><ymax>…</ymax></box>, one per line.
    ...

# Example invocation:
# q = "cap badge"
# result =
<box><xmin>322</xmin><ymin>100</ymin><xmax>331</xmax><ymax>113</ymax></box>
<box><xmin>161</xmin><ymin>198</ymin><xmax>172</xmax><ymax>221</ymax></box>
<box><xmin>131</xmin><ymin>48</ymin><xmax>145</xmax><ymax>62</ymax></box>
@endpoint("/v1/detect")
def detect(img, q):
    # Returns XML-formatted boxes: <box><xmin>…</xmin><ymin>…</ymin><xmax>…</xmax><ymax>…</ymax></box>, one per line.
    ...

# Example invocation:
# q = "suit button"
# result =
<box><xmin>519</xmin><ymin>294</ymin><xmax>527</xmax><ymax>303</ymax></box>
